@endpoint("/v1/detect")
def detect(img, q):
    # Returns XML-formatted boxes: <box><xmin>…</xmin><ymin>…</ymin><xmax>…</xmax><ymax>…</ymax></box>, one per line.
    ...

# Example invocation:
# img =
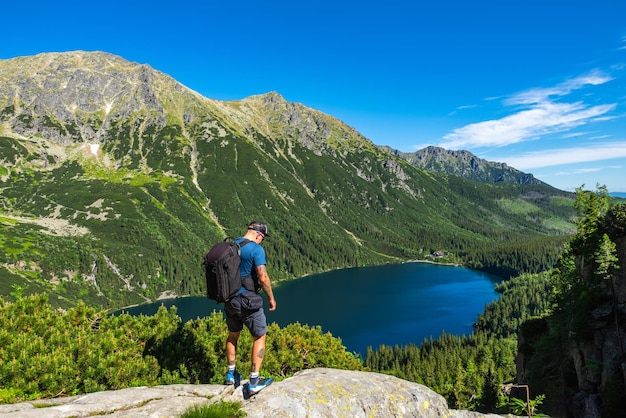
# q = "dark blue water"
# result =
<box><xmin>116</xmin><ymin>262</ymin><xmax>500</xmax><ymax>356</ymax></box>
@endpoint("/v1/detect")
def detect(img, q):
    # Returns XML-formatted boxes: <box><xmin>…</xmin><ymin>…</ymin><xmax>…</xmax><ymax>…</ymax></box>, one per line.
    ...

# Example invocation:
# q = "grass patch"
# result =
<box><xmin>497</xmin><ymin>198</ymin><xmax>539</xmax><ymax>215</ymax></box>
<box><xmin>81</xmin><ymin>159</ymin><xmax>177</xmax><ymax>187</ymax></box>
<box><xmin>542</xmin><ymin>217</ymin><xmax>577</xmax><ymax>233</ymax></box>
<box><xmin>32</xmin><ymin>402</ymin><xmax>62</xmax><ymax>408</ymax></box>
<box><xmin>180</xmin><ymin>401</ymin><xmax>246</xmax><ymax>418</ymax></box>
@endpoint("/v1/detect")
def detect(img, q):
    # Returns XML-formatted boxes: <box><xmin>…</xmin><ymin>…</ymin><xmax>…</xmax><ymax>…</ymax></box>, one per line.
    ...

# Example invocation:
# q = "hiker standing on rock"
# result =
<box><xmin>224</xmin><ymin>221</ymin><xmax>277</xmax><ymax>396</ymax></box>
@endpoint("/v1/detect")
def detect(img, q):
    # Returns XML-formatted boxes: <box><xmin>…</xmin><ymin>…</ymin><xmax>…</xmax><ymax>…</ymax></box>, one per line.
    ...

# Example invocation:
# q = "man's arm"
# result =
<box><xmin>255</xmin><ymin>265</ymin><xmax>276</xmax><ymax>311</ymax></box>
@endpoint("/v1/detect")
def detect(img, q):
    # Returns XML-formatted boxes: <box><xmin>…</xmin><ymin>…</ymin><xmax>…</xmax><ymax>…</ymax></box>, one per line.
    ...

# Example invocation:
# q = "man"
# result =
<box><xmin>224</xmin><ymin>221</ymin><xmax>277</xmax><ymax>396</ymax></box>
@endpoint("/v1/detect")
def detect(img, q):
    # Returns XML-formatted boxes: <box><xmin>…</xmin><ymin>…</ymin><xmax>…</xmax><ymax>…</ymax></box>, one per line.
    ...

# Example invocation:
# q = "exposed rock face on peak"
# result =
<box><xmin>386</xmin><ymin>145</ymin><xmax>546</xmax><ymax>186</ymax></box>
<box><xmin>0</xmin><ymin>368</ymin><xmax>511</xmax><ymax>418</ymax></box>
<box><xmin>234</xmin><ymin>91</ymin><xmax>375</xmax><ymax>156</ymax></box>
<box><xmin>0</xmin><ymin>51</ymin><xmax>178</xmax><ymax>144</ymax></box>
<box><xmin>0</xmin><ymin>51</ymin><xmax>375</xmax><ymax>158</ymax></box>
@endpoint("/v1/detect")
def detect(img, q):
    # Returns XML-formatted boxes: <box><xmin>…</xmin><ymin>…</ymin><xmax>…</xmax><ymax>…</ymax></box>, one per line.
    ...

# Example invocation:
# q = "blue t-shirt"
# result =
<box><xmin>235</xmin><ymin>237</ymin><xmax>266</xmax><ymax>288</ymax></box>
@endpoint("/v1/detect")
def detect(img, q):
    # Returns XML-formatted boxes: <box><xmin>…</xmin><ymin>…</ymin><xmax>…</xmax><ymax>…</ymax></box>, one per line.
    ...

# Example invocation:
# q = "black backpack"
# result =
<box><xmin>203</xmin><ymin>237</ymin><xmax>253</xmax><ymax>303</ymax></box>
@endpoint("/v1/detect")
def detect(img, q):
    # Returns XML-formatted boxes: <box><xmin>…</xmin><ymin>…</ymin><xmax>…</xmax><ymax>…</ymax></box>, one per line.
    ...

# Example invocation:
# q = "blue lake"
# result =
<box><xmin>117</xmin><ymin>262</ymin><xmax>501</xmax><ymax>356</ymax></box>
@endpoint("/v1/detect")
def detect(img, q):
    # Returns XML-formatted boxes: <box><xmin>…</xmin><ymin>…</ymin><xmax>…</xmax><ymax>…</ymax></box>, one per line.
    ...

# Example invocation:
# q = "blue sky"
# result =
<box><xmin>3</xmin><ymin>1</ymin><xmax>626</xmax><ymax>192</ymax></box>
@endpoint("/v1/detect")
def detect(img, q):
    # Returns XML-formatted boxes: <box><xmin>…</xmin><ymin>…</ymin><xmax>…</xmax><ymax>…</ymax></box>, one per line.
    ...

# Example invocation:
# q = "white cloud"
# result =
<box><xmin>506</xmin><ymin>70</ymin><xmax>613</xmax><ymax>106</ymax></box>
<box><xmin>554</xmin><ymin>168</ymin><xmax>601</xmax><ymax>176</ymax></box>
<box><xmin>439</xmin><ymin>70</ymin><xmax>617</xmax><ymax>150</ymax></box>
<box><xmin>440</xmin><ymin>102</ymin><xmax>615</xmax><ymax>149</ymax></box>
<box><xmin>495</xmin><ymin>142</ymin><xmax>626</xmax><ymax>170</ymax></box>
<box><xmin>561</xmin><ymin>132</ymin><xmax>588</xmax><ymax>138</ymax></box>
<box><xmin>456</xmin><ymin>104</ymin><xmax>478</xmax><ymax>110</ymax></box>
<box><xmin>448</xmin><ymin>104</ymin><xmax>478</xmax><ymax>116</ymax></box>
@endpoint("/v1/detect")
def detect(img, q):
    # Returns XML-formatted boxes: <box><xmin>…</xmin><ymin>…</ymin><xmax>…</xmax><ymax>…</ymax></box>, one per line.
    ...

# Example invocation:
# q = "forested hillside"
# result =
<box><xmin>0</xmin><ymin>51</ymin><xmax>576</xmax><ymax>310</ymax></box>
<box><xmin>517</xmin><ymin>187</ymin><xmax>626</xmax><ymax>417</ymax></box>
<box><xmin>366</xmin><ymin>187</ymin><xmax>626</xmax><ymax>417</ymax></box>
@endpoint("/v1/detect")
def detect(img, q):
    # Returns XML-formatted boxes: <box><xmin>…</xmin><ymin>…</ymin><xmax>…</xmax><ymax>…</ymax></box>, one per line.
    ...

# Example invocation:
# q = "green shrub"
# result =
<box><xmin>0</xmin><ymin>293</ymin><xmax>362</xmax><ymax>403</ymax></box>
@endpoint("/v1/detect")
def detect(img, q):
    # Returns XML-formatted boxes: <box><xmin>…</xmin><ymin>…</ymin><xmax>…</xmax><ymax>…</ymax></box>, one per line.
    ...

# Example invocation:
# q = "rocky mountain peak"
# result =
<box><xmin>386</xmin><ymin>145</ymin><xmax>545</xmax><ymax>186</ymax></box>
<box><xmin>0</xmin><ymin>51</ymin><xmax>200</xmax><ymax>145</ymax></box>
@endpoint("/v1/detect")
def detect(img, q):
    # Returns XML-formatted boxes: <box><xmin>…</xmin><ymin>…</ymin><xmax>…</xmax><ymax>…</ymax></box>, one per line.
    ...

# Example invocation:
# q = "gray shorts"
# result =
<box><xmin>224</xmin><ymin>292</ymin><xmax>267</xmax><ymax>337</ymax></box>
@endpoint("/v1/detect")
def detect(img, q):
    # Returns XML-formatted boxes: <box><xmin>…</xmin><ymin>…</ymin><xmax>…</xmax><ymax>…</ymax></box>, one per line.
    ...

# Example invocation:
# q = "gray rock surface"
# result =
<box><xmin>0</xmin><ymin>368</ymin><xmax>515</xmax><ymax>417</ymax></box>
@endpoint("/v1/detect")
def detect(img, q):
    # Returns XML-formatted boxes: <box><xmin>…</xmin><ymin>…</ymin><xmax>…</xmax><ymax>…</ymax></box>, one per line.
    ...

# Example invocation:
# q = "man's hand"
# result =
<box><xmin>267</xmin><ymin>298</ymin><xmax>277</xmax><ymax>311</ymax></box>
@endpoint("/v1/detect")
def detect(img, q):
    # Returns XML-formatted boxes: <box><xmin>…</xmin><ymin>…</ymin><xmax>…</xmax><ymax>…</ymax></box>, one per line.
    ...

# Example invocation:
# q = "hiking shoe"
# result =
<box><xmin>244</xmin><ymin>377</ymin><xmax>274</xmax><ymax>396</ymax></box>
<box><xmin>224</xmin><ymin>370</ymin><xmax>241</xmax><ymax>385</ymax></box>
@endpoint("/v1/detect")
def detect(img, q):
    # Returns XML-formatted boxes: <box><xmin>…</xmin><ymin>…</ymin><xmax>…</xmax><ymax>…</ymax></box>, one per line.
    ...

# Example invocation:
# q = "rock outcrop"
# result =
<box><xmin>0</xmin><ymin>368</ymin><xmax>513</xmax><ymax>417</ymax></box>
<box><xmin>386</xmin><ymin>145</ymin><xmax>546</xmax><ymax>186</ymax></box>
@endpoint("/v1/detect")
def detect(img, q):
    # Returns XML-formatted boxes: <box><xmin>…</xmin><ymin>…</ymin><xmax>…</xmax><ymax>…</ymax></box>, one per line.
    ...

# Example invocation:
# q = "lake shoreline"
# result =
<box><xmin>113</xmin><ymin>258</ymin><xmax>463</xmax><ymax>313</ymax></box>
<box><xmin>115</xmin><ymin>262</ymin><xmax>500</xmax><ymax>355</ymax></box>
<box><xmin>292</xmin><ymin>257</ymin><xmax>460</xmax><ymax>280</ymax></box>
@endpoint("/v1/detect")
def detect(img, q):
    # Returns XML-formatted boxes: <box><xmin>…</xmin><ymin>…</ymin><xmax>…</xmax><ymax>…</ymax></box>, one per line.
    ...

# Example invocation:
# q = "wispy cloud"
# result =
<box><xmin>456</xmin><ymin>104</ymin><xmax>478</xmax><ymax>110</ymax></box>
<box><xmin>439</xmin><ymin>71</ymin><xmax>616</xmax><ymax>149</ymax></box>
<box><xmin>448</xmin><ymin>104</ymin><xmax>479</xmax><ymax>117</ymax></box>
<box><xmin>440</xmin><ymin>102</ymin><xmax>615</xmax><ymax>149</ymax></box>
<box><xmin>561</xmin><ymin>132</ymin><xmax>588</xmax><ymax>138</ymax></box>
<box><xmin>495</xmin><ymin>142</ymin><xmax>626</xmax><ymax>170</ymax></box>
<box><xmin>554</xmin><ymin>168</ymin><xmax>602</xmax><ymax>175</ymax></box>
<box><xmin>505</xmin><ymin>70</ymin><xmax>613</xmax><ymax>106</ymax></box>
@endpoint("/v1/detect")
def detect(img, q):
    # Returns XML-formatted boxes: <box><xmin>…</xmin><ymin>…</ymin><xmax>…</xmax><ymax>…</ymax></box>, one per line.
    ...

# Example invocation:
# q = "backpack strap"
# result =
<box><xmin>236</xmin><ymin>238</ymin><xmax>252</xmax><ymax>250</ymax></box>
<box><xmin>237</xmin><ymin>239</ymin><xmax>258</xmax><ymax>293</ymax></box>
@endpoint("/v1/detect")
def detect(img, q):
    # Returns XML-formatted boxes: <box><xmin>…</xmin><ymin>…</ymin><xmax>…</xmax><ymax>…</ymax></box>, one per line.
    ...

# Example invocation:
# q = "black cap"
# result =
<box><xmin>248</xmin><ymin>221</ymin><xmax>269</xmax><ymax>237</ymax></box>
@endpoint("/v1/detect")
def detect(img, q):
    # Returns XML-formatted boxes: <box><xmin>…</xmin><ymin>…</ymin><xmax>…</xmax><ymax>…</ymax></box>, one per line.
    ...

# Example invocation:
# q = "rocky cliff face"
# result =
<box><xmin>1</xmin><ymin>52</ymin><xmax>173</xmax><ymax>144</ymax></box>
<box><xmin>565</xmin><ymin>231</ymin><xmax>626</xmax><ymax>417</ymax></box>
<box><xmin>0</xmin><ymin>368</ymin><xmax>513</xmax><ymax>418</ymax></box>
<box><xmin>516</xmin><ymin>202</ymin><xmax>626</xmax><ymax>417</ymax></box>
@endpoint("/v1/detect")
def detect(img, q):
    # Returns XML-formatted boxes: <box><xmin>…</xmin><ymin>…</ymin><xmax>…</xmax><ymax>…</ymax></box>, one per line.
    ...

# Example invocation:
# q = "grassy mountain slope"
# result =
<box><xmin>0</xmin><ymin>51</ymin><xmax>576</xmax><ymax>310</ymax></box>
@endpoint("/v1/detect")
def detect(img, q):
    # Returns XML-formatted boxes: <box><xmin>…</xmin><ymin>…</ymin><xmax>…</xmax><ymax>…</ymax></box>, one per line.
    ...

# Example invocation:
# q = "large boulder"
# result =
<box><xmin>236</xmin><ymin>368</ymin><xmax>509</xmax><ymax>418</ymax></box>
<box><xmin>0</xmin><ymin>368</ymin><xmax>514</xmax><ymax>417</ymax></box>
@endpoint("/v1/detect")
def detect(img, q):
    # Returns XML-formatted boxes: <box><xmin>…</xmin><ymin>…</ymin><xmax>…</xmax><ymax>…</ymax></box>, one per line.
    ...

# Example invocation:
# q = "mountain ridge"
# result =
<box><xmin>384</xmin><ymin>145</ymin><xmax>546</xmax><ymax>186</ymax></box>
<box><xmin>0</xmin><ymin>50</ymin><xmax>545</xmax><ymax>188</ymax></box>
